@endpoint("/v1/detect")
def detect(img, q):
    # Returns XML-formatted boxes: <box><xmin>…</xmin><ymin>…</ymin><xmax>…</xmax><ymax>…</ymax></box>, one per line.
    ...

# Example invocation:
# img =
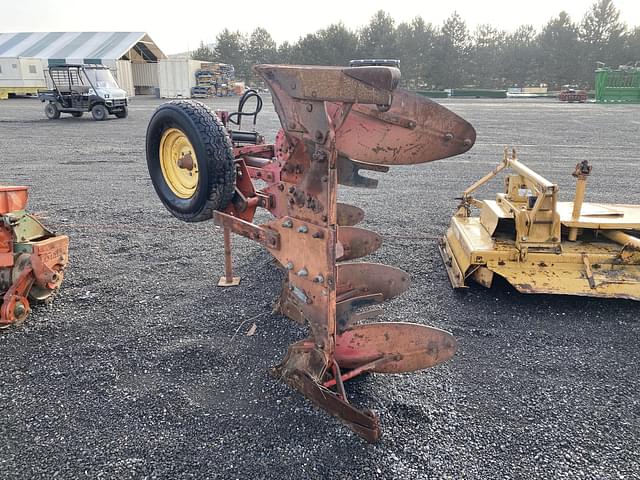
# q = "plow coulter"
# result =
<box><xmin>146</xmin><ymin>64</ymin><xmax>475</xmax><ymax>441</ymax></box>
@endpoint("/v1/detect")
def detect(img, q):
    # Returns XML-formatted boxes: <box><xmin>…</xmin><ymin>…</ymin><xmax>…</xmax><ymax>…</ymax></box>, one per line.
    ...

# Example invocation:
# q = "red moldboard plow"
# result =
<box><xmin>146</xmin><ymin>64</ymin><xmax>475</xmax><ymax>441</ymax></box>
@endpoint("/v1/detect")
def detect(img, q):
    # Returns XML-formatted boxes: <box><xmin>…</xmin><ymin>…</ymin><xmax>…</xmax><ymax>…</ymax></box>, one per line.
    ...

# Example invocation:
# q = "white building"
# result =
<box><xmin>0</xmin><ymin>32</ymin><xmax>166</xmax><ymax>98</ymax></box>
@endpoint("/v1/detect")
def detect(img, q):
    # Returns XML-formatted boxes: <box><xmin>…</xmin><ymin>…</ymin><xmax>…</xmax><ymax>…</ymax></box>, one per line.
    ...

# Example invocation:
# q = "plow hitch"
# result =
<box><xmin>146</xmin><ymin>64</ymin><xmax>474</xmax><ymax>441</ymax></box>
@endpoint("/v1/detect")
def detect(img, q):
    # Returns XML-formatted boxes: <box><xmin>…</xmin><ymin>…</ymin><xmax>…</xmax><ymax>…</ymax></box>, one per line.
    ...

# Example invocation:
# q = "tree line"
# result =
<box><xmin>191</xmin><ymin>0</ymin><xmax>640</xmax><ymax>90</ymax></box>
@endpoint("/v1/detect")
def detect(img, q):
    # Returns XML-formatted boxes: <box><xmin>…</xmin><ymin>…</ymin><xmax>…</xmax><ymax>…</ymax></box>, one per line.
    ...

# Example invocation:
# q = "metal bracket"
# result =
<box><xmin>214</xmin><ymin>211</ymin><xmax>280</xmax><ymax>250</ymax></box>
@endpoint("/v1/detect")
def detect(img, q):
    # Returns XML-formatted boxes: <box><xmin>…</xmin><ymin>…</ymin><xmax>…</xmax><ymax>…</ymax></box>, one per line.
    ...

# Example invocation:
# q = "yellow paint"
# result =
<box><xmin>0</xmin><ymin>87</ymin><xmax>40</xmax><ymax>100</ymax></box>
<box><xmin>441</xmin><ymin>151</ymin><xmax>640</xmax><ymax>301</ymax></box>
<box><xmin>159</xmin><ymin>128</ymin><xmax>199</xmax><ymax>199</ymax></box>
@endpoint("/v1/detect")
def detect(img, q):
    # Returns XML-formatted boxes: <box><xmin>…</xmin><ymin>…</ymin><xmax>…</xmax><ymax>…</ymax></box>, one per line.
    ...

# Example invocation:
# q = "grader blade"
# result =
<box><xmin>0</xmin><ymin>186</ymin><xmax>68</xmax><ymax>328</ymax></box>
<box><xmin>145</xmin><ymin>63</ymin><xmax>474</xmax><ymax>441</ymax></box>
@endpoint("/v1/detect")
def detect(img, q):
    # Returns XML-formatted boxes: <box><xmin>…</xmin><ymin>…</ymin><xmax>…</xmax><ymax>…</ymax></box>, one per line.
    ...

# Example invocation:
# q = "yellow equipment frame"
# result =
<box><xmin>439</xmin><ymin>148</ymin><xmax>640</xmax><ymax>300</ymax></box>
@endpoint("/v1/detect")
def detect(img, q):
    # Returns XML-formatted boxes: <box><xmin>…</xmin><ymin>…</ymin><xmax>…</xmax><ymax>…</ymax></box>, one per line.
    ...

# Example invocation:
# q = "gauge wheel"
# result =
<box><xmin>146</xmin><ymin>100</ymin><xmax>236</xmax><ymax>222</ymax></box>
<box><xmin>44</xmin><ymin>102</ymin><xmax>60</xmax><ymax>119</ymax></box>
<box><xmin>91</xmin><ymin>104</ymin><xmax>108</xmax><ymax>121</ymax></box>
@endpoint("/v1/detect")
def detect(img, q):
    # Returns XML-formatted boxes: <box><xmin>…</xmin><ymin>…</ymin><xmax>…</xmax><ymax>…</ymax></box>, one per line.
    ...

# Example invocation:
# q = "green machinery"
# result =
<box><xmin>595</xmin><ymin>64</ymin><xmax>640</xmax><ymax>103</ymax></box>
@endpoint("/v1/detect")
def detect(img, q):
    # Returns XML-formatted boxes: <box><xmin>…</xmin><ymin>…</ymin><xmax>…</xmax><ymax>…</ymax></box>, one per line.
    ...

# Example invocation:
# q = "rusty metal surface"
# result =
<box><xmin>335</xmin><ymin>322</ymin><xmax>458</xmax><ymax>373</ymax></box>
<box><xmin>214</xmin><ymin>211</ymin><xmax>280</xmax><ymax>250</ymax></box>
<box><xmin>277</xmin><ymin>367</ymin><xmax>381</xmax><ymax>442</ymax></box>
<box><xmin>337</xmin><ymin>227</ymin><xmax>383</xmax><ymax>261</ymax></box>
<box><xmin>337</xmin><ymin>262</ymin><xmax>410</xmax><ymax>301</ymax></box>
<box><xmin>154</xmin><ymin>64</ymin><xmax>468</xmax><ymax>441</ymax></box>
<box><xmin>337</xmin><ymin>203</ymin><xmax>365</xmax><ymax>226</ymax></box>
<box><xmin>253</xmin><ymin>64</ymin><xmax>396</xmax><ymax>105</ymax></box>
<box><xmin>337</xmin><ymin>156</ymin><xmax>389</xmax><ymax>188</ymax></box>
<box><xmin>0</xmin><ymin>203</ymin><xmax>68</xmax><ymax>327</ymax></box>
<box><xmin>0</xmin><ymin>186</ymin><xmax>28</xmax><ymax>214</ymax></box>
<box><xmin>329</xmin><ymin>89</ymin><xmax>476</xmax><ymax>165</ymax></box>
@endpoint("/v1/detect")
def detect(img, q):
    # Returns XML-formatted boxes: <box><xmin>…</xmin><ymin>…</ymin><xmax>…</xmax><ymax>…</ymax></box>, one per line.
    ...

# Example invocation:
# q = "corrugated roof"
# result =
<box><xmin>0</xmin><ymin>32</ymin><xmax>165</xmax><ymax>62</ymax></box>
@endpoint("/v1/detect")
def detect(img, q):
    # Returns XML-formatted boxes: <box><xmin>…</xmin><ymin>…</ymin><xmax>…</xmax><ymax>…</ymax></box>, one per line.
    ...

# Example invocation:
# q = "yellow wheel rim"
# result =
<box><xmin>159</xmin><ymin>128</ymin><xmax>200</xmax><ymax>199</ymax></box>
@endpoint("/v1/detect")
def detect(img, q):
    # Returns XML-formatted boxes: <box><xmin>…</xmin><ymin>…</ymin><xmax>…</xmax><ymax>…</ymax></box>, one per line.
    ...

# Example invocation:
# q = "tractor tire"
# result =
<box><xmin>115</xmin><ymin>106</ymin><xmax>128</xmax><ymax>119</ymax></box>
<box><xmin>44</xmin><ymin>103</ymin><xmax>60</xmax><ymax>119</ymax></box>
<box><xmin>91</xmin><ymin>104</ymin><xmax>108</xmax><ymax>121</ymax></box>
<box><xmin>71</xmin><ymin>112</ymin><xmax>83</xmax><ymax>118</ymax></box>
<box><xmin>146</xmin><ymin>100</ymin><xmax>236</xmax><ymax>222</ymax></box>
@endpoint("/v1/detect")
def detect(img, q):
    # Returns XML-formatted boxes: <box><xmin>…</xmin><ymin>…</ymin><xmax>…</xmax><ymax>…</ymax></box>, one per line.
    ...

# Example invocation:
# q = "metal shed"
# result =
<box><xmin>0</xmin><ymin>32</ymin><xmax>166</xmax><ymax>97</ymax></box>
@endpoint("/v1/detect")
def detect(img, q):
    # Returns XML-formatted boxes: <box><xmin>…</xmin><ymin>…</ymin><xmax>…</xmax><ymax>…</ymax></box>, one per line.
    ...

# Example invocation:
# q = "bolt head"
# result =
<box><xmin>14</xmin><ymin>302</ymin><xmax>26</xmax><ymax>319</ymax></box>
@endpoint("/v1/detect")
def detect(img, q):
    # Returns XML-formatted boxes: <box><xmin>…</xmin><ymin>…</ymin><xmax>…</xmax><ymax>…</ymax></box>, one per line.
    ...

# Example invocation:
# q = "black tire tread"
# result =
<box><xmin>146</xmin><ymin>100</ymin><xmax>235</xmax><ymax>222</ymax></box>
<box><xmin>45</xmin><ymin>103</ymin><xmax>60</xmax><ymax>119</ymax></box>
<box><xmin>92</xmin><ymin>104</ymin><xmax>108</xmax><ymax>121</ymax></box>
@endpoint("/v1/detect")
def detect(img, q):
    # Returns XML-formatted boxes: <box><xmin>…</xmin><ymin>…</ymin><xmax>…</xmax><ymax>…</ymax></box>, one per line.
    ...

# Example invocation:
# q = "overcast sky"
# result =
<box><xmin>2</xmin><ymin>0</ymin><xmax>639</xmax><ymax>54</ymax></box>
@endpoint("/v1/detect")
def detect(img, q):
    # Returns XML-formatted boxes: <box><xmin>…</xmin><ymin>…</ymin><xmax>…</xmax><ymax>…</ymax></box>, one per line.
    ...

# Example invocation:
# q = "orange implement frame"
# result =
<box><xmin>208</xmin><ymin>65</ymin><xmax>475</xmax><ymax>441</ymax></box>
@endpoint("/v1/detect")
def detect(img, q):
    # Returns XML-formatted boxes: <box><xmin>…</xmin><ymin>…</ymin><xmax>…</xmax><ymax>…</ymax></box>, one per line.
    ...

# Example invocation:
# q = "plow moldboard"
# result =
<box><xmin>330</xmin><ymin>89</ymin><xmax>476</xmax><ymax>166</ymax></box>
<box><xmin>335</xmin><ymin>322</ymin><xmax>457</xmax><ymax>373</ymax></box>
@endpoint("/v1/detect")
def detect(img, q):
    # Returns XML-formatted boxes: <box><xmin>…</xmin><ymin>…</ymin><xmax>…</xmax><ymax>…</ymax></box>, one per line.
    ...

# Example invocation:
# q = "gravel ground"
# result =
<box><xmin>0</xmin><ymin>95</ymin><xmax>639</xmax><ymax>479</ymax></box>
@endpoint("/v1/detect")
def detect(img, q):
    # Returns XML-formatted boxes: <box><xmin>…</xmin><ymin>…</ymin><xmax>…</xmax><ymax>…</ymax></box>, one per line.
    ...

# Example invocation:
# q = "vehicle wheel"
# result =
<box><xmin>146</xmin><ymin>100</ymin><xmax>236</xmax><ymax>222</ymax></box>
<box><xmin>44</xmin><ymin>103</ymin><xmax>60</xmax><ymax>119</ymax></box>
<box><xmin>91</xmin><ymin>104</ymin><xmax>108</xmax><ymax>121</ymax></box>
<box><xmin>115</xmin><ymin>106</ymin><xmax>128</xmax><ymax>118</ymax></box>
<box><xmin>71</xmin><ymin>112</ymin><xmax>83</xmax><ymax>118</ymax></box>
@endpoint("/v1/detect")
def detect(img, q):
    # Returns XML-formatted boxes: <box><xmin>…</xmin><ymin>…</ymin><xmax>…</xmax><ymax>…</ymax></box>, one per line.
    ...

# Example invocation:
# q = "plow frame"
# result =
<box><xmin>147</xmin><ymin>63</ymin><xmax>475</xmax><ymax>441</ymax></box>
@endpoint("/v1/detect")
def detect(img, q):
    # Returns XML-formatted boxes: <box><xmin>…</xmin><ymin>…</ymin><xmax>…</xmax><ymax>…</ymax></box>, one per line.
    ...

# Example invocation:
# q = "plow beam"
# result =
<box><xmin>251</xmin><ymin>64</ymin><xmax>463</xmax><ymax>441</ymax></box>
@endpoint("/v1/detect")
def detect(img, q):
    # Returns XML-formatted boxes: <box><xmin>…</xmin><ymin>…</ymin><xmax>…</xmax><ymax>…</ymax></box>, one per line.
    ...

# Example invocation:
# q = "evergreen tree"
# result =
<box><xmin>395</xmin><ymin>17</ymin><xmax>436</xmax><ymax>88</ymax></box>
<box><xmin>191</xmin><ymin>41</ymin><xmax>216</xmax><ymax>62</ymax></box>
<box><xmin>580</xmin><ymin>0</ymin><xmax>627</xmax><ymax>76</ymax></box>
<box><xmin>214</xmin><ymin>29</ymin><xmax>249</xmax><ymax>80</ymax></box>
<box><xmin>502</xmin><ymin>25</ymin><xmax>539</xmax><ymax>87</ymax></box>
<box><xmin>432</xmin><ymin>12</ymin><xmax>470</xmax><ymax>88</ymax></box>
<box><xmin>358</xmin><ymin>10</ymin><xmax>397</xmax><ymax>58</ymax></box>
<box><xmin>470</xmin><ymin>24</ymin><xmax>505</xmax><ymax>87</ymax></box>
<box><xmin>189</xmin><ymin>5</ymin><xmax>638</xmax><ymax>88</ymax></box>
<box><xmin>538</xmin><ymin>12</ymin><xmax>582</xmax><ymax>87</ymax></box>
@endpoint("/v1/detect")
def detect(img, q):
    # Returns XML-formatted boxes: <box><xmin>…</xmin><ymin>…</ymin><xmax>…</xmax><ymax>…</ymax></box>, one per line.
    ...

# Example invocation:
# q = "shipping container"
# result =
<box><xmin>0</xmin><ymin>57</ymin><xmax>46</xmax><ymax>99</ymax></box>
<box><xmin>116</xmin><ymin>60</ymin><xmax>135</xmax><ymax>97</ymax></box>
<box><xmin>522</xmin><ymin>86</ymin><xmax>548</xmax><ymax>94</ymax></box>
<box><xmin>132</xmin><ymin>62</ymin><xmax>159</xmax><ymax>95</ymax></box>
<box><xmin>158</xmin><ymin>58</ymin><xmax>202</xmax><ymax>98</ymax></box>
